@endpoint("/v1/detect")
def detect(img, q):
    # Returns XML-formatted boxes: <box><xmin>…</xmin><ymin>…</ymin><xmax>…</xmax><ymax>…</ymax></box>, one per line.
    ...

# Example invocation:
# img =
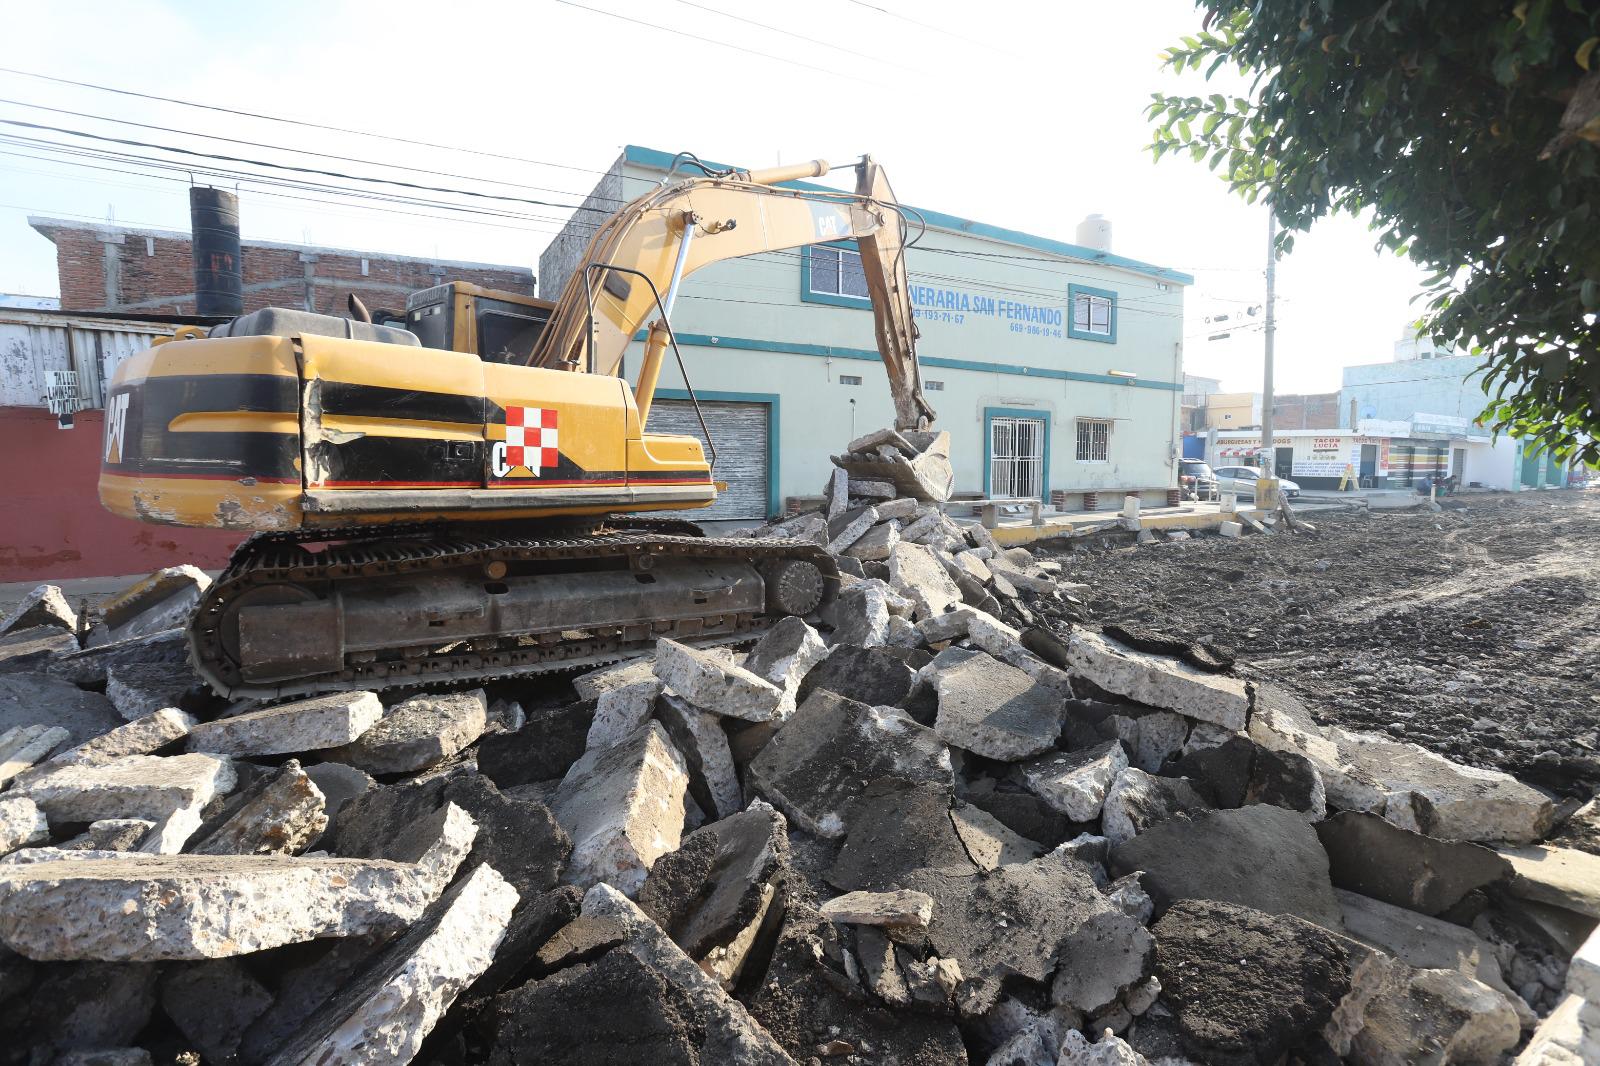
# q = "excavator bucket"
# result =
<box><xmin>830</xmin><ymin>427</ymin><xmax>954</xmax><ymax>503</ymax></box>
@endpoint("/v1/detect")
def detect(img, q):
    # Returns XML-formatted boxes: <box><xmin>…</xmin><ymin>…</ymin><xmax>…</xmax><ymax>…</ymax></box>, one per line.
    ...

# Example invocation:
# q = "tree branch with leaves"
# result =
<box><xmin>1151</xmin><ymin>0</ymin><xmax>1600</xmax><ymax>465</ymax></box>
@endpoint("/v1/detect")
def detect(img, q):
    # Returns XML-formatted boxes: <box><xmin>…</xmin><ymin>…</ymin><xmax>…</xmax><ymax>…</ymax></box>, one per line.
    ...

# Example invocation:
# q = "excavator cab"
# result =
<box><xmin>405</xmin><ymin>282</ymin><xmax>557</xmax><ymax>365</ymax></box>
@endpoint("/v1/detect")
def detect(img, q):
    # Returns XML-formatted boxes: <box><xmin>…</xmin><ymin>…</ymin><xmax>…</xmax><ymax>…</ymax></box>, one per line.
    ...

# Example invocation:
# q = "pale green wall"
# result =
<box><xmin>549</xmin><ymin>162</ymin><xmax>1188</xmax><ymax>511</ymax></box>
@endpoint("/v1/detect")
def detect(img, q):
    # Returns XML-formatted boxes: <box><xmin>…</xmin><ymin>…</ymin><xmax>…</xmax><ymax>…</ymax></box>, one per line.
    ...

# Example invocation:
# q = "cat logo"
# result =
<box><xmin>103</xmin><ymin>392</ymin><xmax>130</xmax><ymax>465</ymax></box>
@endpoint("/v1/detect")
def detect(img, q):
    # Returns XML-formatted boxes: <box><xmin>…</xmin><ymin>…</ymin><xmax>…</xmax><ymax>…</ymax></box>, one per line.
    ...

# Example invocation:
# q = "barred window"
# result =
<box><xmin>839</xmin><ymin>374</ymin><xmax>863</xmax><ymax>386</ymax></box>
<box><xmin>1076</xmin><ymin>418</ymin><xmax>1111</xmax><ymax>462</ymax></box>
<box><xmin>925</xmin><ymin>380</ymin><xmax>945</xmax><ymax>391</ymax></box>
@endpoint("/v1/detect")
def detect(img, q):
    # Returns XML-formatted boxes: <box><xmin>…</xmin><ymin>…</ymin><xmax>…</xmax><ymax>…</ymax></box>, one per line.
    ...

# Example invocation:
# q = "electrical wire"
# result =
<box><xmin>551</xmin><ymin>0</ymin><xmax>879</xmax><ymax>83</ymax></box>
<box><xmin>667</xmin><ymin>0</ymin><xmax>924</xmax><ymax>73</ymax></box>
<box><xmin>0</xmin><ymin>65</ymin><xmax>606</xmax><ymax>176</ymax></box>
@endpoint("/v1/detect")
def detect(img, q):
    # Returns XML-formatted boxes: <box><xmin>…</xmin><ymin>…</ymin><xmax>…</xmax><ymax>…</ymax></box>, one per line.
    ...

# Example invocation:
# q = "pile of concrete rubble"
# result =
<box><xmin>0</xmin><ymin>436</ymin><xmax>1596</xmax><ymax>1064</ymax></box>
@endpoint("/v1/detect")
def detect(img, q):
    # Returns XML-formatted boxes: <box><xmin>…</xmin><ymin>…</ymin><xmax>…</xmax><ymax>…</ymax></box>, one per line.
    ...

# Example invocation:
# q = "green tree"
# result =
<box><xmin>1150</xmin><ymin>0</ymin><xmax>1600</xmax><ymax>465</ymax></box>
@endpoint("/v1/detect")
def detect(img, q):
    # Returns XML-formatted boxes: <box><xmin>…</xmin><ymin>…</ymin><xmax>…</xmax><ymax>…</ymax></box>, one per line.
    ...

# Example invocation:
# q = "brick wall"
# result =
<box><xmin>1272</xmin><ymin>392</ymin><xmax>1340</xmax><ymax>430</ymax></box>
<box><xmin>31</xmin><ymin>219</ymin><xmax>535</xmax><ymax>316</ymax></box>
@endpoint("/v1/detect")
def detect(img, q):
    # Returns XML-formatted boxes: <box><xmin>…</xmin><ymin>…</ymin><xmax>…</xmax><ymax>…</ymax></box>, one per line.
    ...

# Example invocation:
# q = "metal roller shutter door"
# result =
<box><xmin>647</xmin><ymin>400</ymin><xmax>770</xmax><ymax>522</ymax></box>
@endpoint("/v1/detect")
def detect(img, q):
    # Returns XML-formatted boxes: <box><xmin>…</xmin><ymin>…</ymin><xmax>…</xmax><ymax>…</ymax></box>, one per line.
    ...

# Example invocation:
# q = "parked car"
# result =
<box><xmin>1178</xmin><ymin>458</ymin><xmax>1218</xmax><ymax>501</ymax></box>
<box><xmin>1212</xmin><ymin>464</ymin><xmax>1300</xmax><ymax>499</ymax></box>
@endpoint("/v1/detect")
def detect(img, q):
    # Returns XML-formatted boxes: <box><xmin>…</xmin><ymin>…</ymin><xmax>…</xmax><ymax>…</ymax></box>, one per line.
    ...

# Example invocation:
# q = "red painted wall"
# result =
<box><xmin>0</xmin><ymin>406</ymin><xmax>242</xmax><ymax>582</ymax></box>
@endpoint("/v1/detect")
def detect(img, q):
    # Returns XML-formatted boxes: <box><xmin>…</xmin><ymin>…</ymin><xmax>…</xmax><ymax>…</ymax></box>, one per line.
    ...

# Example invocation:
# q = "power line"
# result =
<box><xmin>0</xmin><ymin>96</ymin><xmax>622</xmax><ymax>203</ymax></box>
<box><xmin>843</xmin><ymin>0</ymin><xmax>1022</xmax><ymax>58</ymax></box>
<box><xmin>667</xmin><ymin>0</ymin><xmax>923</xmax><ymax>73</ymax></box>
<box><xmin>0</xmin><ymin>65</ymin><xmax>606</xmax><ymax>176</ymax></box>
<box><xmin>0</xmin><ymin>117</ymin><xmax>616</xmax><ymax>215</ymax></box>
<box><xmin>552</xmin><ymin>0</ymin><xmax>878</xmax><ymax>83</ymax></box>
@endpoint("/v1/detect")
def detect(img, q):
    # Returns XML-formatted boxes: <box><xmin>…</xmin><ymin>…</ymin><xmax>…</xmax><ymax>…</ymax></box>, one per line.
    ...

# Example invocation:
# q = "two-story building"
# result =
<box><xmin>539</xmin><ymin>146</ymin><xmax>1192</xmax><ymax>521</ymax></box>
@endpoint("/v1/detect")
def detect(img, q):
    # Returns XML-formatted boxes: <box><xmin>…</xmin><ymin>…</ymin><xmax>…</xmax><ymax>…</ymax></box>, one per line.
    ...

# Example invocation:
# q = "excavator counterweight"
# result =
<box><xmin>97</xmin><ymin>154</ymin><xmax>941</xmax><ymax>697</ymax></box>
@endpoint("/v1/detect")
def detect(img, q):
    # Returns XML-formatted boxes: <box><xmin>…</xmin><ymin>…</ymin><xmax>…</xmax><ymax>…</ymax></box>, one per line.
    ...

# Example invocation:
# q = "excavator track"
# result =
<box><xmin>191</xmin><ymin>520</ymin><xmax>837</xmax><ymax>700</ymax></box>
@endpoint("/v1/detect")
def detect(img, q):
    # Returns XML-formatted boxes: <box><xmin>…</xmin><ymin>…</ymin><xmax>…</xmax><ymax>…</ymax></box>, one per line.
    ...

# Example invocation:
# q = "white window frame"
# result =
<box><xmin>807</xmin><ymin>245</ymin><xmax>870</xmax><ymax>302</ymax></box>
<box><xmin>1073</xmin><ymin>292</ymin><xmax>1113</xmax><ymax>336</ymax></box>
<box><xmin>1076</xmin><ymin>418</ymin><xmax>1111</xmax><ymax>462</ymax></box>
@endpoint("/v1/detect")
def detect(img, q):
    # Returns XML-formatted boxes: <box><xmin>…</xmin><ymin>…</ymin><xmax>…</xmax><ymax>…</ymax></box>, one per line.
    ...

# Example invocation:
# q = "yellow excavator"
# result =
<box><xmin>98</xmin><ymin>155</ymin><xmax>941</xmax><ymax>698</ymax></box>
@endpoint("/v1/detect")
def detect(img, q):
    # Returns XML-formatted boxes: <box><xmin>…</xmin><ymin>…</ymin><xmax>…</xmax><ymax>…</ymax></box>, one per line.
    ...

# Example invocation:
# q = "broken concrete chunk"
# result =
<box><xmin>0</xmin><ymin>673</ymin><xmax>122</xmax><ymax>751</ymax></box>
<box><xmin>0</xmin><ymin>803</ymin><xmax>476</xmax><ymax>960</ymax></box>
<box><xmin>1336</xmin><ymin>888</ymin><xmax>1518</xmax><ymax>1001</ymax></box>
<box><xmin>888</xmin><ymin>541</ymin><xmax>963</xmax><ymax>620</ymax></box>
<box><xmin>655</xmin><ymin>637</ymin><xmax>787</xmax><ymax>722</ymax></box>
<box><xmin>825</xmin><ymin>466</ymin><xmax>850</xmax><ymax>517</ymax></box>
<box><xmin>827</xmin><ymin>779</ymin><xmax>978</xmax><ymax>892</ymax></box>
<box><xmin>161</xmin><ymin>957</ymin><xmax>274</xmax><ymax>1063</ymax></box>
<box><xmin>105</xmin><ymin>661</ymin><xmax>201</xmax><ymax>722</ymax></box>
<box><xmin>795</xmin><ymin>643</ymin><xmax>919</xmax><ymax>707</ymax></box>
<box><xmin>1111</xmin><ymin>804</ymin><xmax>1344</xmax><ymax>929</ymax></box>
<box><xmin>303</xmin><ymin>760</ymin><xmax>373</xmax><ymax>821</ymax></box>
<box><xmin>1111</xmin><ymin>711</ymin><xmax>1190</xmax><ymax>774</ymax></box>
<box><xmin>1057</xmin><ymin>1028</ymin><xmax>1149</xmax><ymax>1066</ymax></box>
<box><xmin>1570</xmin><ymin>926</ymin><xmax>1600</xmax><ymax>1003</ymax></box>
<box><xmin>0</xmin><ymin>723</ymin><xmax>69</xmax><ymax>786</ymax></box>
<box><xmin>820</xmin><ymin>889</ymin><xmax>934</xmax><ymax>929</ymax></box>
<box><xmin>18</xmin><ymin>959</ymin><xmax>159</xmax><ymax>1056</ymax></box>
<box><xmin>638</xmin><ymin>801</ymin><xmax>788</xmax><ymax>987</ymax></box>
<box><xmin>905</xmin><ymin>851</ymin><xmax>1152</xmax><ymax>1018</ymax></box>
<box><xmin>327</xmin><ymin>689</ymin><xmax>487</xmax><ymax>774</ymax></box>
<box><xmin>1350</xmin><ymin>960</ymin><xmax>1521</xmax><ymax>1066</ymax></box>
<box><xmin>1245</xmin><ymin>744</ymin><xmax>1327</xmax><ymax>820</ymax></box>
<box><xmin>1018</xmin><ymin>740</ymin><xmax>1129</xmax><ymax>822</ymax></box>
<box><xmin>1066</xmin><ymin>631</ymin><xmax>1248</xmax><ymax>731</ymax></box>
<box><xmin>845</xmin><ymin>520</ymin><xmax>901</xmax><ymax>561</ymax></box>
<box><xmin>57</xmin><ymin>818</ymin><xmax>154</xmax><ymax>852</ymax></box>
<box><xmin>550</xmin><ymin>719</ymin><xmax>688</xmax><ymax>897</ymax></box>
<box><xmin>930</xmin><ymin>647</ymin><xmax>1064</xmax><ymax>761</ymax></box>
<box><xmin>586</xmin><ymin>676</ymin><xmax>661</xmax><ymax>751</ymax></box>
<box><xmin>966</xmin><ymin>612</ymin><xmax>1076</xmax><ymax>698</ymax></box>
<box><xmin>46</xmin><ymin>627</ymin><xmax>188</xmax><ymax>687</ymax></box>
<box><xmin>189</xmin><ymin>691</ymin><xmax>384</xmax><ymax>756</ymax></box>
<box><xmin>951</xmin><ymin>801</ymin><xmax>1043</xmax><ymax>870</ymax></box>
<box><xmin>655</xmin><ymin>692</ymin><xmax>742</xmax><ymax>821</ymax></box>
<box><xmin>745</xmin><ymin>615</ymin><xmax>827</xmax><ymax>695</ymax></box>
<box><xmin>1315</xmin><ymin>810</ymin><xmax>1510</xmax><ymax>916</ymax></box>
<box><xmin>0</xmin><ymin>625</ymin><xmax>79</xmax><ymax>674</ymax></box>
<box><xmin>749</xmin><ymin>689</ymin><xmax>952</xmax><ymax>839</ymax></box>
<box><xmin>1152</xmin><ymin>898</ymin><xmax>1351</xmax><ymax>1065</ymax></box>
<box><xmin>1499</xmin><ymin>843</ymin><xmax>1600</xmax><ymax>919</ymax></box>
<box><xmin>829</xmin><ymin>580</ymin><xmax>891</xmax><ymax>647</ymax></box>
<box><xmin>572</xmin><ymin>882</ymin><xmax>797</xmax><ymax>1063</ymax></box>
<box><xmin>572</xmin><ymin>656</ymin><xmax>655</xmax><ymax>701</ymax></box>
<box><xmin>21</xmin><ymin>752</ymin><xmax>235</xmax><ymax>830</ymax></box>
<box><xmin>0</xmin><ymin>583</ymin><xmax>77</xmax><ymax>636</ymax></box>
<box><xmin>0</xmin><ymin>795</ymin><xmax>47</xmax><ymax>854</ymax></box>
<box><xmin>1101</xmin><ymin>767</ymin><xmax>1210</xmax><ymax>847</ymax></box>
<box><xmin>826</xmin><ymin>505</ymin><xmax>880</xmax><ymax>554</ymax></box>
<box><xmin>476</xmin><ymin>699</ymin><xmax>591</xmax><ymax>788</ymax></box>
<box><xmin>102</xmin><ymin>565</ymin><xmax>210</xmax><ymax>628</ymax></box>
<box><xmin>1107</xmin><ymin>871</ymin><xmax>1154</xmax><ymax>926</ymax></box>
<box><xmin>876</xmin><ymin>496</ymin><xmax>920</xmax><ymax>521</ymax></box>
<box><xmin>263</xmin><ymin>863</ymin><xmax>518</xmax><ymax>1066</ymax></box>
<box><xmin>1250</xmin><ymin>683</ymin><xmax>1553</xmax><ymax>844</ymax></box>
<box><xmin>188</xmin><ymin>759</ymin><xmax>327</xmax><ymax>856</ymax></box>
<box><xmin>19</xmin><ymin>708</ymin><xmax>196</xmax><ymax>790</ymax></box>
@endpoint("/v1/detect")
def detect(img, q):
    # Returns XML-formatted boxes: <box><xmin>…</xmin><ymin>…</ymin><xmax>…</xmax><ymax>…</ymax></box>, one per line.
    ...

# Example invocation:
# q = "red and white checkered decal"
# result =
<box><xmin>504</xmin><ymin>406</ymin><xmax>559</xmax><ymax>471</ymax></box>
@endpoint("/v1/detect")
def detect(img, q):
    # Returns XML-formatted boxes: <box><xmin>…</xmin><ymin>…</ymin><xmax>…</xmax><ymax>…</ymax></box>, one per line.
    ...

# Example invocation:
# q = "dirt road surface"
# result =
<box><xmin>1046</xmin><ymin>490</ymin><xmax>1600</xmax><ymax>798</ymax></box>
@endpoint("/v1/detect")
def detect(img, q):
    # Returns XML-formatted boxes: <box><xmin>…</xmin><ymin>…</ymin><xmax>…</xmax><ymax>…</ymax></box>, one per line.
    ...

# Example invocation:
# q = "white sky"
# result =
<box><xmin>0</xmin><ymin>0</ymin><xmax>1431</xmax><ymax>393</ymax></box>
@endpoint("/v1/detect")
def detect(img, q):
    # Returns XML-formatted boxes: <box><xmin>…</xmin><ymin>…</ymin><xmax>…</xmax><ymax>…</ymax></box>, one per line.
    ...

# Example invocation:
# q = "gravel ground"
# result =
<box><xmin>1042</xmin><ymin>489</ymin><xmax>1600</xmax><ymax>798</ymax></box>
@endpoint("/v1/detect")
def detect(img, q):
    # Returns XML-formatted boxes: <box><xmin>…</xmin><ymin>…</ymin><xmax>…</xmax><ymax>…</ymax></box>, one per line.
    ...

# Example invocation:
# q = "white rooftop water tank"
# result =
<box><xmin>1076</xmin><ymin>213</ymin><xmax>1112</xmax><ymax>252</ymax></box>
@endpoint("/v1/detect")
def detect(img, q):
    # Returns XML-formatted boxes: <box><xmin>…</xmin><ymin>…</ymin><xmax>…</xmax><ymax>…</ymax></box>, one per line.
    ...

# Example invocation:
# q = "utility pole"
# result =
<box><xmin>1260</xmin><ymin>211</ymin><xmax>1277</xmax><ymax>474</ymax></box>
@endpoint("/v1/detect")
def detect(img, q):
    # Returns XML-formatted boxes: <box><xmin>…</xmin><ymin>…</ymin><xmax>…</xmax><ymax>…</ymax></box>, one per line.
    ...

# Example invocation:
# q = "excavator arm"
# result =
<box><xmin>528</xmin><ymin>156</ymin><xmax>936</xmax><ymax>432</ymax></box>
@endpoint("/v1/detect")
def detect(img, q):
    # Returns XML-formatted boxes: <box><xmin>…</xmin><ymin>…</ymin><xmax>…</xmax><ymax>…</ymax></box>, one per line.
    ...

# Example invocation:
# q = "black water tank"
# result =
<box><xmin>190</xmin><ymin>187</ymin><xmax>242</xmax><ymax>316</ymax></box>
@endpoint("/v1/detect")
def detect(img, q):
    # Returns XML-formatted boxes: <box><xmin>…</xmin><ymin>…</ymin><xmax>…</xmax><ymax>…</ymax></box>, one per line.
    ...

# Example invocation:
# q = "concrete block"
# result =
<box><xmin>1017</xmin><ymin>740</ymin><xmax>1128</xmax><ymax>822</ymax></box>
<box><xmin>749</xmin><ymin>690</ymin><xmax>952</xmax><ymax>839</ymax></box>
<box><xmin>1336</xmin><ymin>887</ymin><xmax>1518</xmax><ymax>1002</ymax></box>
<box><xmin>820</xmin><ymin>888</ymin><xmax>933</xmax><ymax>929</ymax></box>
<box><xmin>1218</xmin><ymin>520</ymin><xmax>1243</xmax><ymax>538</ymax></box>
<box><xmin>1569</xmin><ymin>926</ymin><xmax>1600</xmax><ymax>1005</ymax></box>
<box><xmin>655</xmin><ymin>692</ymin><xmax>742</xmax><ymax>821</ymax></box>
<box><xmin>1316</xmin><ymin>811</ymin><xmax>1510</xmax><ymax>916</ymax></box>
<box><xmin>0</xmin><ymin>584</ymin><xmax>77</xmax><ymax>636</ymax></box>
<box><xmin>830</xmin><ymin>580</ymin><xmax>891</xmax><ymax>647</ymax></box>
<box><xmin>965</xmin><ymin>612</ymin><xmax>1076</xmax><ymax>697</ymax></box>
<box><xmin>845</xmin><ymin>520</ymin><xmax>901</xmax><ymax>561</ymax></box>
<box><xmin>888</xmin><ymin>541</ymin><xmax>963</xmax><ymax>620</ymax></box>
<box><xmin>19</xmin><ymin>708</ymin><xmax>195</xmax><ymax>789</ymax></box>
<box><xmin>654</xmin><ymin>638</ymin><xmax>787</xmax><ymax>722</ymax></box>
<box><xmin>572</xmin><ymin>656</ymin><xmax>655</xmax><ymax>701</ymax></box>
<box><xmin>0</xmin><ymin>724</ymin><xmax>69</xmax><ymax>787</ymax></box>
<box><xmin>743</xmin><ymin>615</ymin><xmax>826</xmax><ymax>694</ymax></box>
<box><xmin>188</xmin><ymin>759</ymin><xmax>327</xmax><ymax>856</ymax></box>
<box><xmin>950</xmin><ymin>803</ymin><xmax>1042</xmax><ymax>869</ymax></box>
<box><xmin>1499</xmin><ymin>844</ymin><xmax>1600</xmax><ymax>918</ymax></box>
<box><xmin>105</xmin><ymin>661</ymin><xmax>201</xmax><ymax>722</ymax></box>
<box><xmin>0</xmin><ymin>803</ymin><xmax>477</xmax><ymax>961</ymax></box>
<box><xmin>0</xmin><ymin>795</ymin><xmax>47</xmax><ymax>854</ymax></box>
<box><xmin>0</xmin><ymin>626</ymin><xmax>79</xmax><ymax>674</ymax></box>
<box><xmin>586</xmin><ymin>677</ymin><xmax>660</xmax><ymax>751</ymax></box>
<box><xmin>189</xmin><ymin>691</ymin><xmax>384</xmax><ymax>756</ymax></box>
<box><xmin>20</xmin><ymin>752</ymin><xmax>235</xmax><ymax>827</ymax></box>
<box><xmin>927</xmin><ymin>647</ymin><xmax>1062</xmax><ymax>762</ymax></box>
<box><xmin>101</xmin><ymin>565</ymin><xmax>209</xmax><ymax>639</ymax></box>
<box><xmin>1100</xmin><ymin>766</ymin><xmax>1209</xmax><ymax>845</ymax></box>
<box><xmin>57</xmin><ymin>818</ymin><xmax>154</xmax><ymax>852</ymax></box>
<box><xmin>825</xmin><ymin>466</ymin><xmax>850</xmax><ymax>517</ymax></box>
<box><xmin>0</xmin><ymin>672</ymin><xmax>121</xmax><ymax>748</ymax></box>
<box><xmin>1252</xmin><ymin>683</ymin><xmax>1553</xmax><ymax>844</ymax></box>
<box><xmin>262</xmin><ymin>863</ymin><xmax>518</xmax><ymax>1066</ymax></box>
<box><xmin>825</xmin><ymin>505</ymin><xmax>879</xmax><ymax>554</ymax></box>
<box><xmin>1066</xmin><ymin>630</ymin><xmax>1248</xmax><ymax>731</ymax></box>
<box><xmin>327</xmin><ymin>689</ymin><xmax>487</xmax><ymax>774</ymax></box>
<box><xmin>550</xmin><ymin>720</ymin><xmax>688</xmax><ymax>897</ymax></box>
